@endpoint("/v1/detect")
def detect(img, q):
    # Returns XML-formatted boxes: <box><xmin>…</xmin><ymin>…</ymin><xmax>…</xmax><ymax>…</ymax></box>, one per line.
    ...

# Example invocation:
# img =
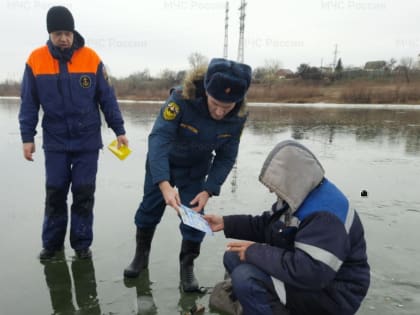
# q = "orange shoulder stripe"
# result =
<box><xmin>27</xmin><ymin>46</ymin><xmax>101</xmax><ymax>76</ymax></box>
<box><xmin>68</xmin><ymin>47</ymin><xmax>100</xmax><ymax>73</ymax></box>
<box><xmin>27</xmin><ymin>46</ymin><xmax>59</xmax><ymax>76</ymax></box>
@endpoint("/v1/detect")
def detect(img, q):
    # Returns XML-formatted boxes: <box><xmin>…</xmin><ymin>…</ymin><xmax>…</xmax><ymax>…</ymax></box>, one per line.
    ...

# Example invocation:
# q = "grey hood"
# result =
<box><xmin>259</xmin><ymin>140</ymin><xmax>325</xmax><ymax>213</ymax></box>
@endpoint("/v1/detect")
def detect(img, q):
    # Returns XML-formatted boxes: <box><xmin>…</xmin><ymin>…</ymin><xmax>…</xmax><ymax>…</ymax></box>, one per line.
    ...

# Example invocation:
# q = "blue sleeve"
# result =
<box><xmin>245</xmin><ymin>212</ymin><xmax>349</xmax><ymax>290</ymax></box>
<box><xmin>148</xmin><ymin>96</ymin><xmax>183</xmax><ymax>185</ymax></box>
<box><xmin>19</xmin><ymin>64</ymin><xmax>40</xmax><ymax>143</ymax></box>
<box><xmin>96</xmin><ymin>62</ymin><xmax>125</xmax><ymax>136</ymax></box>
<box><xmin>203</xmin><ymin>127</ymin><xmax>244</xmax><ymax>196</ymax></box>
<box><xmin>223</xmin><ymin>212</ymin><xmax>272</xmax><ymax>243</ymax></box>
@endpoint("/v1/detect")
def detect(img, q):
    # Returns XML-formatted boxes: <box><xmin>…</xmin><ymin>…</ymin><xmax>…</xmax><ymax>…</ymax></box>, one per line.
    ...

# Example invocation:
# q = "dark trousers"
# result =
<box><xmin>134</xmin><ymin>162</ymin><xmax>205</xmax><ymax>243</ymax></box>
<box><xmin>42</xmin><ymin>150</ymin><xmax>98</xmax><ymax>250</ymax></box>
<box><xmin>223</xmin><ymin>251</ymin><xmax>289</xmax><ymax>315</ymax></box>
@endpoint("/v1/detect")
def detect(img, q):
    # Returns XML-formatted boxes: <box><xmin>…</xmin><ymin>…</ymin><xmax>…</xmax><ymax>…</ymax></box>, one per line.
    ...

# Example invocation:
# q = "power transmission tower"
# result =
<box><xmin>237</xmin><ymin>0</ymin><xmax>246</xmax><ymax>63</ymax></box>
<box><xmin>332</xmin><ymin>44</ymin><xmax>339</xmax><ymax>70</ymax></box>
<box><xmin>230</xmin><ymin>0</ymin><xmax>247</xmax><ymax>192</ymax></box>
<box><xmin>223</xmin><ymin>1</ymin><xmax>229</xmax><ymax>58</ymax></box>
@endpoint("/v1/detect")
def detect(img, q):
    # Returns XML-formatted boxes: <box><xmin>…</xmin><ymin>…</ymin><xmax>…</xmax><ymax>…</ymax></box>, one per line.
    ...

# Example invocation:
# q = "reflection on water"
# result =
<box><xmin>124</xmin><ymin>270</ymin><xmax>157</xmax><ymax>315</ymax></box>
<box><xmin>178</xmin><ymin>290</ymin><xmax>205</xmax><ymax>315</ymax></box>
<box><xmin>123</xmin><ymin>269</ymin><xmax>205</xmax><ymax>315</ymax></box>
<box><xmin>246</xmin><ymin>106</ymin><xmax>420</xmax><ymax>155</ymax></box>
<box><xmin>1</xmin><ymin>98</ymin><xmax>420</xmax><ymax>315</ymax></box>
<box><xmin>42</xmin><ymin>254</ymin><xmax>100</xmax><ymax>315</ymax></box>
<box><xmin>114</xmin><ymin>101</ymin><xmax>420</xmax><ymax>155</ymax></box>
<box><xmin>3</xmin><ymin>98</ymin><xmax>420</xmax><ymax>155</ymax></box>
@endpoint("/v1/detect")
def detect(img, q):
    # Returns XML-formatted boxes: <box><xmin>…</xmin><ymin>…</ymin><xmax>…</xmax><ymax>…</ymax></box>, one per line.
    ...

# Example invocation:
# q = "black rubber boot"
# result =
<box><xmin>39</xmin><ymin>246</ymin><xmax>65</xmax><ymax>261</ymax></box>
<box><xmin>39</xmin><ymin>248</ymin><xmax>61</xmax><ymax>261</ymax></box>
<box><xmin>75</xmin><ymin>248</ymin><xmax>92</xmax><ymax>260</ymax></box>
<box><xmin>180</xmin><ymin>240</ymin><xmax>203</xmax><ymax>293</ymax></box>
<box><xmin>124</xmin><ymin>227</ymin><xmax>156</xmax><ymax>278</ymax></box>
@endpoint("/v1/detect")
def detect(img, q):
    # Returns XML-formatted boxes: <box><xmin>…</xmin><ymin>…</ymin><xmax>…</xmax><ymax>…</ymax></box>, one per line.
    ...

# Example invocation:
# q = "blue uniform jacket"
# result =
<box><xmin>19</xmin><ymin>32</ymin><xmax>125</xmax><ymax>152</ymax></box>
<box><xmin>147</xmin><ymin>86</ymin><xmax>247</xmax><ymax>196</ymax></box>
<box><xmin>223</xmin><ymin>178</ymin><xmax>370</xmax><ymax>314</ymax></box>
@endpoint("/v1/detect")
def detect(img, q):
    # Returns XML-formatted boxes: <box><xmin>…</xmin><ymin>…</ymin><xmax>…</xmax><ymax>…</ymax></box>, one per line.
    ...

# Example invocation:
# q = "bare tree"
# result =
<box><xmin>387</xmin><ymin>58</ymin><xmax>397</xmax><ymax>71</ymax></box>
<box><xmin>159</xmin><ymin>69</ymin><xmax>178</xmax><ymax>88</ymax></box>
<box><xmin>400</xmin><ymin>57</ymin><xmax>414</xmax><ymax>83</ymax></box>
<box><xmin>262</xmin><ymin>59</ymin><xmax>283</xmax><ymax>85</ymax></box>
<box><xmin>400</xmin><ymin>57</ymin><xmax>413</xmax><ymax>69</ymax></box>
<box><xmin>188</xmin><ymin>52</ymin><xmax>208</xmax><ymax>70</ymax></box>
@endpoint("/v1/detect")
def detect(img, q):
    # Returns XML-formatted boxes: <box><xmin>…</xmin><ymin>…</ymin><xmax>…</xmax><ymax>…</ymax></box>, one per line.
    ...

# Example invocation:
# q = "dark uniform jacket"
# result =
<box><xmin>19</xmin><ymin>31</ymin><xmax>125</xmax><ymax>152</ymax></box>
<box><xmin>147</xmin><ymin>69</ymin><xmax>248</xmax><ymax>196</ymax></box>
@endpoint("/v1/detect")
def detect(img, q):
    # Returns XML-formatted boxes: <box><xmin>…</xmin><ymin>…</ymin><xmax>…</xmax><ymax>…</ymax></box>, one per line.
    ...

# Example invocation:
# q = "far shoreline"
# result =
<box><xmin>2</xmin><ymin>95</ymin><xmax>420</xmax><ymax>110</ymax></box>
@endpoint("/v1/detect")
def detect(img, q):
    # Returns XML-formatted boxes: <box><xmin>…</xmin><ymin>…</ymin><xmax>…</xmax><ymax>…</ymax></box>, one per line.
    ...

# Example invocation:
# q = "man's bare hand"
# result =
<box><xmin>159</xmin><ymin>181</ymin><xmax>181</xmax><ymax>213</ymax></box>
<box><xmin>189</xmin><ymin>191</ymin><xmax>210</xmax><ymax>212</ymax></box>
<box><xmin>23</xmin><ymin>142</ymin><xmax>35</xmax><ymax>161</ymax></box>
<box><xmin>203</xmin><ymin>214</ymin><xmax>224</xmax><ymax>232</ymax></box>
<box><xmin>226</xmin><ymin>240</ymin><xmax>255</xmax><ymax>261</ymax></box>
<box><xmin>116</xmin><ymin>134</ymin><xmax>129</xmax><ymax>148</ymax></box>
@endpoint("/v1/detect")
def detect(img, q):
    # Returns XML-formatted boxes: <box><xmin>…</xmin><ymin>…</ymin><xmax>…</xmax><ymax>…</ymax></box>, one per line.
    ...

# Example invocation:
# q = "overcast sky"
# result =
<box><xmin>1</xmin><ymin>0</ymin><xmax>420</xmax><ymax>81</ymax></box>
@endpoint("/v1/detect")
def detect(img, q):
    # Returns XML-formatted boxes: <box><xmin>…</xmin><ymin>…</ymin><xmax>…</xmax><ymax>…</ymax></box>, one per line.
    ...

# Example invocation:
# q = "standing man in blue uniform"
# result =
<box><xmin>124</xmin><ymin>58</ymin><xmax>252</xmax><ymax>293</ymax></box>
<box><xmin>19</xmin><ymin>6</ymin><xmax>128</xmax><ymax>260</ymax></box>
<box><xmin>204</xmin><ymin>140</ymin><xmax>370</xmax><ymax>315</ymax></box>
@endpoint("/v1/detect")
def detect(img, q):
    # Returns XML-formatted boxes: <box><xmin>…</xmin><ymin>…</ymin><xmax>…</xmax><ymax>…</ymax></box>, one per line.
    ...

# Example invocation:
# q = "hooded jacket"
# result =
<box><xmin>147</xmin><ymin>66</ymin><xmax>248</xmax><ymax>196</ymax></box>
<box><xmin>19</xmin><ymin>31</ymin><xmax>125</xmax><ymax>151</ymax></box>
<box><xmin>223</xmin><ymin>140</ymin><xmax>370</xmax><ymax>315</ymax></box>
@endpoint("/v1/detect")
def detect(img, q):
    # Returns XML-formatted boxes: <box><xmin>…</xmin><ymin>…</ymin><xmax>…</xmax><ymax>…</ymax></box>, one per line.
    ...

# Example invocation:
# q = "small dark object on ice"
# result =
<box><xmin>361</xmin><ymin>190</ymin><xmax>368</xmax><ymax>197</ymax></box>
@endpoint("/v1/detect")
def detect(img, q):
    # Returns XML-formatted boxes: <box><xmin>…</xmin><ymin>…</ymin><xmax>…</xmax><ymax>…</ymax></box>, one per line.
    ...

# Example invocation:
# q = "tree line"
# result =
<box><xmin>1</xmin><ymin>53</ymin><xmax>420</xmax><ymax>102</ymax></box>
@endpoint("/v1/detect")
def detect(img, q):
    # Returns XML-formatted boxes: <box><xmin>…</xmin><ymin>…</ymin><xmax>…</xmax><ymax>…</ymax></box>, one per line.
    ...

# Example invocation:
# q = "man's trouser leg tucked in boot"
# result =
<box><xmin>70</xmin><ymin>184</ymin><xmax>95</xmax><ymax>259</ymax></box>
<box><xmin>124</xmin><ymin>227</ymin><xmax>156</xmax><ymax>278</ymax></box>
<box><xmin>40</xmin><ymin>186</ymin><xmax>69</xmax><ymax>260</ymax></box>
<box><xmin>180</xmin><ymin>239</ymin><xmax>203</xmax><ymax>293</ymax></box>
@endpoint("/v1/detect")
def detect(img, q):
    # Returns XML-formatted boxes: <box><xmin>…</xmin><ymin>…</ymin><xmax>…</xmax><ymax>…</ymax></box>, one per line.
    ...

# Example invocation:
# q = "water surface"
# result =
<box><xmin>1</xmin><ymin>98</ymin><xmax>419</xmax><ymax>314</ymax></box>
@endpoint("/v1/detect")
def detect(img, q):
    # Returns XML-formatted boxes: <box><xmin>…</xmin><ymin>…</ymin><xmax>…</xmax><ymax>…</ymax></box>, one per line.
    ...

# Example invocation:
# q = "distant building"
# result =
<box><xmin>276</xmin><ymin>69</ymin><xmax>293</xmax><ymax>79</ymax></box>
<box><xmin>320</xmin><ymin>67</ymin><xmax>333</xmax><ymax>74</ymax></box>
<box><xmin>364</xmin><ymin>60</ymin><xmax>387</xmax><ymax>71</ymax></box>
<box><xmin>345</xmin><ymin>66</ymin><xmax>363</xmax><ymax>71</ymax></box>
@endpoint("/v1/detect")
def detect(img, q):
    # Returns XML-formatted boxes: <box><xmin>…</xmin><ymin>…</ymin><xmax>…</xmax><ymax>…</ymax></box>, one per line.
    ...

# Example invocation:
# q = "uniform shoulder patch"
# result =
<box><xmin>163</xmin><ymin>102</ymin><xmax>180</xmax><ymax>120</ymax></box>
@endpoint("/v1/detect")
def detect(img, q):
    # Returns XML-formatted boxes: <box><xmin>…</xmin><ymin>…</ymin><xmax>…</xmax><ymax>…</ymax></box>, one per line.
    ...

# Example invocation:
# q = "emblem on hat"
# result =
<box><xmin>225</xmin><ymin>87</ymin><xmax>231</xmax><ymax>94</ymax></box>
<box><xmin>163</xmin><ymin>102</ymin><xmax>180</xmax><ymax>121</ymax></box>
<box><xmin>80</xmin><ymin>75</ymin><xmax>91</xmax><ymax>88</ymax></box>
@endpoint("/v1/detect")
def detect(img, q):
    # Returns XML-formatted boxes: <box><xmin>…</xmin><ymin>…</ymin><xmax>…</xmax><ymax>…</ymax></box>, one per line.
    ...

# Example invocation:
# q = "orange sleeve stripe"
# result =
<box><xmin>27</xmin><ymin>46</ymin><xmax>59</xmax><ymax>76</ymax></box>
<box><xmin>27</xmin><ymin>46</ymin><xmax>100</xmax><ymax>76</ymax></box>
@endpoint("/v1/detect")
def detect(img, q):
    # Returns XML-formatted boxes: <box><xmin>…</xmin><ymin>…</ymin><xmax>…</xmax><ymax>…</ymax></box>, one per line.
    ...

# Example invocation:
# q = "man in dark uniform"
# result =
<box><xmin>124</xmin><ymin>58</ymin><xmax>252</xmax><ymax>293</ymax></box>
<box><xmin>19</xmin><ymin>6</ymin><xmax>128</xmax><ymax>260</ymax></box>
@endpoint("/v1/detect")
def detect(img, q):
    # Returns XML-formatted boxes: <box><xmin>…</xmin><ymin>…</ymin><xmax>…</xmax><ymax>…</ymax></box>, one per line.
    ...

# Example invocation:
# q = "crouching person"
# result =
<box><xmin>205</xmin><ymin>140</ymin><xmax>370</xmax><ymax>315</ymax></box>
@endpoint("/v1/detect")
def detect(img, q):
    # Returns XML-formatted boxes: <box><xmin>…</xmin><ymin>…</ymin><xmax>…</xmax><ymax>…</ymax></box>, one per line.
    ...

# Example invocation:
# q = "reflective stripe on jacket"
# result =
<box><xmin>223</xmin><ymin>179</ymin><xmax>370</xmax><ymax>314</ymax></box>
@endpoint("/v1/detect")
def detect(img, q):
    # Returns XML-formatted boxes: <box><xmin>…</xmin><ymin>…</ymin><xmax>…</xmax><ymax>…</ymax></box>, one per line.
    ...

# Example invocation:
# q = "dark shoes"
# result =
<box><xmin>39</xmin><ymin>247</ymin><xmax>92</xmax><ymax>260</ymax></box>
<box><xmin>39</xmin><ymin>247</ymin><xmax>64</xmax><ymax>261</ymax></box>
<box><xmin>75</xmin><ymin>248</ymin><xmax>92</xmax><ymax>259</ymax></box>
<box><xmin>39</xmin><ymin>248</ymin><xmax>57</xmax><ymax>260</ymax></box>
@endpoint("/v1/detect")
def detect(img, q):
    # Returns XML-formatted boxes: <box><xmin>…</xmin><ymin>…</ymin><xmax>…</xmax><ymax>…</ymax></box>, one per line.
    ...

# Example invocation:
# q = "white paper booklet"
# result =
<box><xmin>179</xmin><ymin>204</ymin><xmax>214</xmax><ymax>235</ymax></box>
